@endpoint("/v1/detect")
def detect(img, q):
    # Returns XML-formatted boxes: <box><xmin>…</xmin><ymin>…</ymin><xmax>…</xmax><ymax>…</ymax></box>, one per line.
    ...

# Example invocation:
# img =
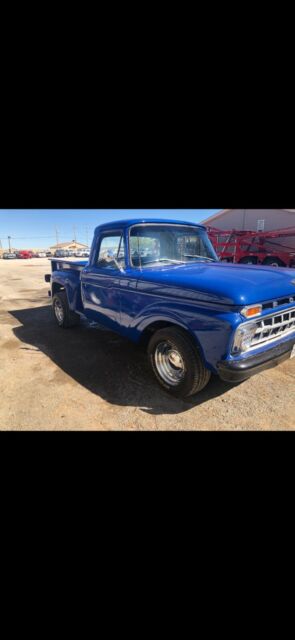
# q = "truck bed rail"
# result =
<box><xmin>50</xmin><ymin>258</ymin><xmax>88</xmax><ymax>272</ymax></box>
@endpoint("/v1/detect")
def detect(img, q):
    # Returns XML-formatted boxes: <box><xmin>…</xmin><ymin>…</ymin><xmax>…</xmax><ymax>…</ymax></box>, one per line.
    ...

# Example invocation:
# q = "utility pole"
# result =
<box><xmin>73</xmin><ymin>226</ymin><xmax>77</xmax><ymax>244</ymax></box>
<box><xmin>55</xmin><ymin>227</ymin><xmax>59</xmax><ymax>247</ymax></box>
<box><xmin>8</xmin><ymin>235</ymin><xmax>11</xmax><ymax>253</ymax></box>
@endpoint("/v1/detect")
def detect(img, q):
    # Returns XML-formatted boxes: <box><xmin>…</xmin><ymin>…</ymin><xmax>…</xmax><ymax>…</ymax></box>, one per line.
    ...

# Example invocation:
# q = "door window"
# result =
<box><xmin>96</xmin><ymin>233</ymin><xmax>125</xmax><ymax>269</ymax></box>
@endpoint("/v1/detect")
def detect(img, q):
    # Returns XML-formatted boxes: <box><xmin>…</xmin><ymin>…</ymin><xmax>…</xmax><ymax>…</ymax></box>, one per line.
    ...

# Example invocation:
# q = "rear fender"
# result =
<box><xmin>51</xmin><ymin>271</ymin><xmax>83</xmax><ymax>312</ymax></box>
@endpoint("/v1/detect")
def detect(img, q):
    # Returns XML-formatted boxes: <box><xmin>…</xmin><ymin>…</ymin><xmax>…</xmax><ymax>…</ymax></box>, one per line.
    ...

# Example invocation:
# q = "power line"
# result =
<box><xmin>0</xmin><ymin>235</ymin><xmax>57</xmax><ymax>240</ymax></box>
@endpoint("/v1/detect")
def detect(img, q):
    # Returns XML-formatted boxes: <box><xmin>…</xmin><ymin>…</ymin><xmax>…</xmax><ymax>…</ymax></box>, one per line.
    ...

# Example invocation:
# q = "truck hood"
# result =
<box><xmin>137</xmin><ymin>262</ymin><xmax>295</xmax><ymax>306</ymax></box>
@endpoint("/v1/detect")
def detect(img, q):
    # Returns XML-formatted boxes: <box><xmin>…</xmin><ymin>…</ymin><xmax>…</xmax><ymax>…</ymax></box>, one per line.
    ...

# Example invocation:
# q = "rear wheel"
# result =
<box><xmin>262</xmin><ymin>257</ymin><xmax>285</xmax><ymax>267</ymax></box>
<box><xmin>52</xmin><ymin>291</ymin><xmax>80</xmax><ymax>328</ymax></box>
<box><xmin>148</xmin><ymin>327</ymin><xmax>211</xmax><ymax>397</ymax></box>
<box><xmin>239</xmin><ymin>257</ymin><xmax>258</xmax><ymax>265</ymax></box>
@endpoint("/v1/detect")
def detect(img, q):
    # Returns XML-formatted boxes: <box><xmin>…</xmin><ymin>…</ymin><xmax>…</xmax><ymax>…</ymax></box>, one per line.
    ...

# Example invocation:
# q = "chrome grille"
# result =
<box><xmin>250</xmin><ymin>306</ymin><xmax>295</xmax><ymax>349</ymax></box>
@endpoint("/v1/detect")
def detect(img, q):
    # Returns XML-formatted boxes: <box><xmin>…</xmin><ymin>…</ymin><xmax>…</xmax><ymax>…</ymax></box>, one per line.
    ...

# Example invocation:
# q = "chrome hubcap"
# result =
<box><xmin>54</xmin><ymin>299</ymin><xmax>64</xmax><ymax>323</ymax></box>
<box><xmin>154</xmin><ymin>342</ymin><xmax>185</xmax><ymax>386</ymax></box>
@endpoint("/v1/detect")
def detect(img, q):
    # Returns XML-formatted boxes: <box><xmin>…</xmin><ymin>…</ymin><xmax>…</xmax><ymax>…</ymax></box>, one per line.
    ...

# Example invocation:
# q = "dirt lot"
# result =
<box><xmin>0</xmin><ymin>257</ymin><xmax>295</xmax><ymax>430</ymax></box>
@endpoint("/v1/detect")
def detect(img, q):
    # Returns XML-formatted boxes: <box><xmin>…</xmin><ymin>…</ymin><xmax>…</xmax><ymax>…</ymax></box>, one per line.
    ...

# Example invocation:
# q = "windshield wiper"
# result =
<box><xmin>157</xmin><ymin>258</ymin><xmax>184</xmax><ymax>264</ymax></box>
<box><xmin>143</xmin><ymin>258</ymin><xmax>184</xmax><ymax>265</ymax></box>
<box><xmin>183</xmin><ymin>254</ymin><xmax>216</xmax><ymax>262</ymax></box>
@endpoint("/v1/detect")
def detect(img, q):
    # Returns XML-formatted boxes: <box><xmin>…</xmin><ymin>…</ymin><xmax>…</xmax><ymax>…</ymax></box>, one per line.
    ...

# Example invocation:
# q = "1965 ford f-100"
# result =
<box><xmin>45</xmin><ymin>218</ymin><xmax>295</xmax><ymax>397</ymax></box>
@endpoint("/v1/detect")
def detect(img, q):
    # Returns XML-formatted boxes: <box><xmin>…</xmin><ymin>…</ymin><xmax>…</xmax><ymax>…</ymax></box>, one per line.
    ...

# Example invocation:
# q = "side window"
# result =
<box><xmin>96</xmin><ymin>233</ymin><xmax>125</xmax><ymax>269</ymax></box>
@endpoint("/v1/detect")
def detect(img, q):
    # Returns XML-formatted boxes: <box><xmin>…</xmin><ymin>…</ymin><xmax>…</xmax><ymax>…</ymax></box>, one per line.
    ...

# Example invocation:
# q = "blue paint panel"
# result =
<box><xmin>81</xmin><ymin>267</ymin><xmax>121</xmax><ymax>330</ymax></box>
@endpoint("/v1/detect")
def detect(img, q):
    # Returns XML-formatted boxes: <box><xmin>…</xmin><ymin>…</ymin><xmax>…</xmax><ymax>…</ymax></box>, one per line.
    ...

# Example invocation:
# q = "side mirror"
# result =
<box><xmin>105</xmin><ymin>250</ymin><xmax>115</xmax><ymax>262</ymax></box>
<box><xmin>100</xmin><ymin>249</ymin><xmax>125</xmax><ymax>272</ymax></box>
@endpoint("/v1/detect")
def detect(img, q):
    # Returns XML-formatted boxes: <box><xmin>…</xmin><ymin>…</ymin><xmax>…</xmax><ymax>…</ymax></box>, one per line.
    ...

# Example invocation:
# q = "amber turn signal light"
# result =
<box><xmin>241</xmin><ymin>305</ymin><xmax>262</xmax><ymax>318</ymax></box>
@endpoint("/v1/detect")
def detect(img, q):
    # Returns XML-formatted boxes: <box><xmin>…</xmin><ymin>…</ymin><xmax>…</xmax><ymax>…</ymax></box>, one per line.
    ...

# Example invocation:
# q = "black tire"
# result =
<box><xmin>147</xmin><ymin>327</ymin><xmax>211</xmax><ymax>398</ymax></box>
<box><xmin>262</xmin><ymin>257</ymin><xmax>285</xmax><ymax>267</ymax></box>
<box><xmin>52</xmin><ymin>291</ymin><xmax>80</xmax><ymax>328</ymax></box>
<box><xmin>239</xmin><ymin>257</ymin><xmax>258</xmax><ymax>265</ymax></box>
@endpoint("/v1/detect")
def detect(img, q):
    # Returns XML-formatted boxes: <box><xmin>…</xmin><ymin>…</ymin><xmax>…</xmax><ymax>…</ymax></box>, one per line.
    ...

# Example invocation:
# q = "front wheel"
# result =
<box><xmin>148</xmin><ymin>327</ymin><xmax>211</xmax><ymax>397</ymax></box>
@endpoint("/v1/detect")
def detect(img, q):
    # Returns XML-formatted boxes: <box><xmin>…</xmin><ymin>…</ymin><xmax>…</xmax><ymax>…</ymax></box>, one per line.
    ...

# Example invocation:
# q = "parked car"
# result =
<box><xmin>46</xmin><ymin>251</ymin><xmax>52</xmax><ymax>257</ymax></box>
<box><xmin>54</xmin><ymin>249</ymin><xmax>68</xmax><ymax>258</ymax></box>
<box><xmin>3</xmin><ymin>252</ymin><xmax>17</xmax><ymax>259</ymax></box>
<box><xmin>18</xmin><ymin>250</ymin><xmax>33</xmax><ymax>259</ymax></box>
<box><xmin>74</xmin><ymin>250</ymin><xmax>84</xmax><ymax>257</ymax></box>
<box><xmin>36</xmin><ymin>252</ymin><xmax>47</xmax><ymax>258</ymax></box>
<box><xmin>45</xmin><ymin>218</ymin><xmax>295</xmax><ymax>398</ymax></box>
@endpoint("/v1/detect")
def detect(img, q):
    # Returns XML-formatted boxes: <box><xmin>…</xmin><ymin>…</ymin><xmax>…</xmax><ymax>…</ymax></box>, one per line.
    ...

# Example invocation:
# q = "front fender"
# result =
<box><xmin>132</xmin><ymin>301</ymin><xmax>241</xmax><ymax>372</ymax></box>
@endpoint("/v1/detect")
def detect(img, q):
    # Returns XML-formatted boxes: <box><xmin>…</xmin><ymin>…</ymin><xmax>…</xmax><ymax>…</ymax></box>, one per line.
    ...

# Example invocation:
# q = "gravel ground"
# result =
<box><xmin>0</xmin><ymin>258</ymin><xmax>294</xmax><ymax>430</ymax></box>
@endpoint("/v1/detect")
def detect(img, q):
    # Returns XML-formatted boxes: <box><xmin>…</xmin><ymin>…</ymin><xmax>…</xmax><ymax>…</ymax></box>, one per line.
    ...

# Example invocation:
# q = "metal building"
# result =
<box><xmin>201</xmin><ymin>209</ymin><xmax>295</xmax><ymax>232</ymax></box>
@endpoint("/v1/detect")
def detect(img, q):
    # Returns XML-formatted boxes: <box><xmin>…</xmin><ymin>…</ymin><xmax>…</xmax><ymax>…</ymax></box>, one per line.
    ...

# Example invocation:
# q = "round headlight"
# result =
<box><xmin>240</xmin><ymin>331</ymin><xmax>254</xmax><ymax>352</ymax></box>
<box><xmin>232</xmin><ymin>323</ymin><xmax>257</xmax><ymax>354</ymax></box>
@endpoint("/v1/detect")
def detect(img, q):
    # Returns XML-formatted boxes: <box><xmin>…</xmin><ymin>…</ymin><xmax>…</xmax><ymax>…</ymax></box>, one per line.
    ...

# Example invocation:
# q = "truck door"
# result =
<box><xmin>80</xmin><ymin>230</ymin><xmax>125</xmax><ymax>330</ymax></box>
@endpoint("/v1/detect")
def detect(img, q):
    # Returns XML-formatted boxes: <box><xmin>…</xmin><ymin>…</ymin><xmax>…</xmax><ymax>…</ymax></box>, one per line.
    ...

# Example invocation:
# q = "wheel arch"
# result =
<box><xmin>138</xmin><ymin>317</ymin><xmax>203</xmax><ymax>354</ymax></box>
<box><xmin>52</xmin><ymin>281</ymin><xmax>66</xmax><ymax>296</ymax></box>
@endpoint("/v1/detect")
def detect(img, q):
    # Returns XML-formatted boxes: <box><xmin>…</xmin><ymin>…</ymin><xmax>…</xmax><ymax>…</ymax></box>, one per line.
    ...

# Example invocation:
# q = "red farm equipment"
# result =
<box><xmin>207</xmin><ymin>226</ymin><xmax>295</xmax><ymax>268</ymax></box>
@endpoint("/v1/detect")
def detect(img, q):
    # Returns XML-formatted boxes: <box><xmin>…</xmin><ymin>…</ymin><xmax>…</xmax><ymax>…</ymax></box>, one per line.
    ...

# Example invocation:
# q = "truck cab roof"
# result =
<box><xmin>94</xmin><ymin>219</ymin><xmax>206</xmax><ymax>235</ymax></box>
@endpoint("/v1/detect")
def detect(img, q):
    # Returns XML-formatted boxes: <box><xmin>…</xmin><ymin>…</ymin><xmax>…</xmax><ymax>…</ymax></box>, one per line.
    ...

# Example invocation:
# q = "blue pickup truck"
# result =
<box><xmin>45</xmin><ymin>218</ymin><xmax>295</xmax><ymax>397</ymax></box>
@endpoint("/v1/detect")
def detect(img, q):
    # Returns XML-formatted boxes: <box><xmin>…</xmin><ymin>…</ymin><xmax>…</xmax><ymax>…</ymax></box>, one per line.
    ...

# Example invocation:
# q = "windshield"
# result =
<box><xmin>129</xmin><ymin>224</ymin><xmax>218</xmax><ymax>268</ymax></box>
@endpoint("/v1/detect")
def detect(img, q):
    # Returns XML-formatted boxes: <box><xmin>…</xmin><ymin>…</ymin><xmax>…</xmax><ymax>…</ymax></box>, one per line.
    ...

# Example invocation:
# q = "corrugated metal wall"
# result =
<box><xmin>205</xmin><ymin>209</ymin><xmax>295</xmax><ymax>232</ymax></box>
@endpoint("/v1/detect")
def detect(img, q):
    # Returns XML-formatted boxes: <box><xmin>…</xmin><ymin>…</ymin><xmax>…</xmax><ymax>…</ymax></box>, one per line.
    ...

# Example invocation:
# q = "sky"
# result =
<box><xmin>0</xmin><ymin>209</ymin><xmax>221</xmax><ymax>250</ymax></box>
